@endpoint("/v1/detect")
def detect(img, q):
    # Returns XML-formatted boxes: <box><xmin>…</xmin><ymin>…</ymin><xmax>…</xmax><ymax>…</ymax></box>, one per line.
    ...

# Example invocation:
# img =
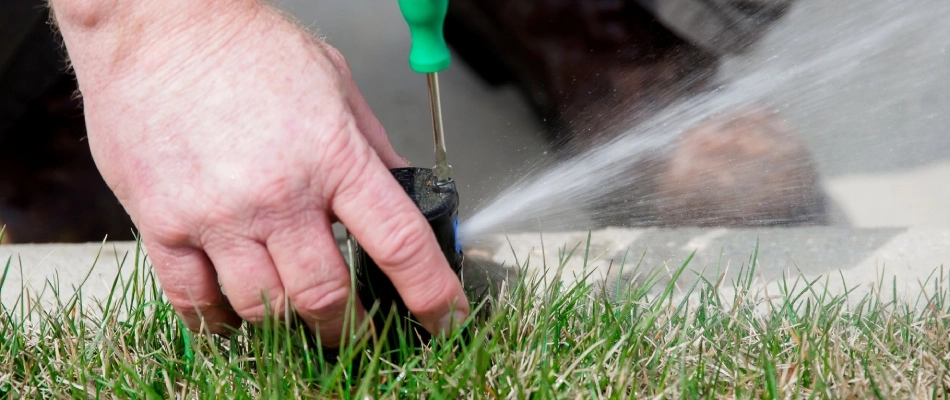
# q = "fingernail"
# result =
<box><xmin>438</xmin><ymin>310</ymin><xmax>469</xmax><ymax>333</ymax></box>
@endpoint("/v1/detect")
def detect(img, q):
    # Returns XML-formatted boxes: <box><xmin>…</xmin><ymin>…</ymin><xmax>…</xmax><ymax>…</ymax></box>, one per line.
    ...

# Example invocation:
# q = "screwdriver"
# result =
<box><xmin>398</xmin><ymin>0</ymin><xmax>452</xmax><ymax>183</ymax></box>
<box><xmin>349</xmin><ymin>0</ymin><xmax>464</xmax><ymax>355</ymax></box>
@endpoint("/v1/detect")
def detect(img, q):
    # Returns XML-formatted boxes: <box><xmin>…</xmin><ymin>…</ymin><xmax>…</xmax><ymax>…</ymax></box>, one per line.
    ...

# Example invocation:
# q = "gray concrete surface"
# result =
<box><xmin>0</xmin><ymin>241</ymin><xmax>138</xmax><ymax>309</ymax></box>
<box><xmin>472</xmin><ymin>227</ymin><xmax>950</xmax><ymax>313</ymax></box>
<box><xmin>466</xmin><ymin>228</ymin><xmax>949</xmax><ymax>303</ymax></box>
<box><xmin>3</xmin><ymin>228</ymin><xmax>948</xmax><ymax>309</ymax></box>
<box><xmin>275</xmin><ymin>0</ymin><xmax>950</xmax><ymax>228</ymax></box>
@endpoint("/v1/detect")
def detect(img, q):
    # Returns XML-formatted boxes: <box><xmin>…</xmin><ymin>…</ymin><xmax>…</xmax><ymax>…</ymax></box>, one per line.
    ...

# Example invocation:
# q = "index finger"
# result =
<box><xmin>331</xmin><ymin>155</ymin><xmax>469</xmax><ymax>336</ymax></box>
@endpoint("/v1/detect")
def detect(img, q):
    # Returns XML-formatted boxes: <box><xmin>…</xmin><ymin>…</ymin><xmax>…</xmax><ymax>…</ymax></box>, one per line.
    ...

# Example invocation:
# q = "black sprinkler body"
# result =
<box><xmin>351</xmin><ymin>167</ymin><xmax>463</xmax><ymax>346</ymax></box>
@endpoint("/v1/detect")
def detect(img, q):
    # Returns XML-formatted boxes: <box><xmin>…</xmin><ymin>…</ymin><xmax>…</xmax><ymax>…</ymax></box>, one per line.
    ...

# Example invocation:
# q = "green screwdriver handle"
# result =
<box><xmin>398</xmin><ymin>0</ymin><xmax>451</xmax><ymax>73</ymax></box>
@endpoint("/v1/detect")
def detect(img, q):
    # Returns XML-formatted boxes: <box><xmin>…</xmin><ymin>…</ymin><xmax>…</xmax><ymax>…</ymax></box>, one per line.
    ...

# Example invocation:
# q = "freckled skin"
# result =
<box><xmin>48</xmin><ymin>0</ymin><xmax>469</xmax><ymax>346</ymax></box>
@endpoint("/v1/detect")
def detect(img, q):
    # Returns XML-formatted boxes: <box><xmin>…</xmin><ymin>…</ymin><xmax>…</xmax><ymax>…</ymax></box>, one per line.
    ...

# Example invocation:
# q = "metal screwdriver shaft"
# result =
<box><xmin>399</xmin><ymin>0</ymin><xmax>453</xmax><ymax>183</ymax></box>
<box><xmin>426</xmin><ymin>72</ymin><xmax>451</xmax><ymax>183</ymax></box>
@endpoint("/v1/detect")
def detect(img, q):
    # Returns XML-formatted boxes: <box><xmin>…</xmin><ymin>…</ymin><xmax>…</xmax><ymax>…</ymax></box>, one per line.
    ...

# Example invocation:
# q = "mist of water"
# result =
<box><xmin>459</xmin><ymin>0</ymin><xmax>950</xmax><ymax>241</ymax></box>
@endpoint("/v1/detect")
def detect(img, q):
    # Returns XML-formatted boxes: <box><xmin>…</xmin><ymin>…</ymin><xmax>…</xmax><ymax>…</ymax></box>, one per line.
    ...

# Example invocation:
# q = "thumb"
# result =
<box><xmin>345</xmin><ymin>85</ymin><xmax>410</xmax><ymax>169</ymax></box>
<box><xmin>318</xmin><ymin>40</ymin><xmax>409</xmax><ymax>169</ymax></box>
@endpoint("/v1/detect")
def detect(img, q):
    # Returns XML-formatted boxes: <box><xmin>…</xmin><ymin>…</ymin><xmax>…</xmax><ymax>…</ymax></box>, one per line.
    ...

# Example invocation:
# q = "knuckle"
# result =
<box><xmin>375</xmin><ymin>220</ymin><xmax>433</xmax><ymax>270</ymax></box>
<box><xmin>200</xmin><ymin>200</ymin><xmax>244</xmax><ymax>228</ymax></box>
<box><xmin>165</xmin><ymin>291</ymin><xmax>217</xmax><ymax>315</ymax></box>
<box><xmin>233</xmin><ymin>303</ymin><xmax>267</xmax><ymax>324</ymax></box>
<box><xmin>231</xmin><ymin>289</ymin><xmax>288</xmax><ymax>323</ymax></box>
<box><xmin>137</xmin><ymin>210</ymin><xmax>193</xmax><ymax>246</ymax></box>
<box><xmin>320</xmin><ymin>44</ymin><xmax>353</xmax><ymax>79</ymax></box>
<box><xmin>136</xmin><ymin>193</ymin><xmax>228</xmax><ymax>248</ymax></box>
<box><xmin>254</xmin><ymin>179</ymin><xmax>294</xmax><ymax>208</ymax></box>
<box><xmin>321</xmin><ymin>115</ymin><xmax>361</xmax><ymax>159</ymax></box>
<box><xmin>404</xmin><ymin>276</ymin><xmax>457</xmax><ymax>318</ymax></box>
<box><xmin>320</xmin><ymin>133</ymin><xmax>372</xmax><ymax>200</ymax></box>
<box><xmin>165</xmin><ymin>294</ymin><xmax>196</xmax><ymax>313</ymax></box>
<box><xmin>290</xmin><ymin>281</ymin><xmax>350</xmax><ymax>319</ymax></box>
<box><xmin>246</xmin><ymin>178</ymin><xmax>311</xmax><ymax>226</ymax></box>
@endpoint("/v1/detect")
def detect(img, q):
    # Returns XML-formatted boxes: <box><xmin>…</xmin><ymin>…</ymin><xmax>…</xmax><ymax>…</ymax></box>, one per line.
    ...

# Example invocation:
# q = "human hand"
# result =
<box><xmin>50</xmin><ymin>0</ymin><xmax>469</xmax><ymax>346</ymax></box>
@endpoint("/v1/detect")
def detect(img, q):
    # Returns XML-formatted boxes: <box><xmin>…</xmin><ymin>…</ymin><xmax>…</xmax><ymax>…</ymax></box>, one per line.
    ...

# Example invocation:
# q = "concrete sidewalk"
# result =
<box><xmin>4</xmin><ymin>228</ymin><xmax>947</xmax><ymax>309</ymax></box>
<box><xmin>0</xmin><ymin>241</ymin><xmax>139</xmax><ymax>309</ymax></box>
<box><xmin>465</xmin><ymin>227</ymin><xmax>950</xmax><ymax>306</ymax></box>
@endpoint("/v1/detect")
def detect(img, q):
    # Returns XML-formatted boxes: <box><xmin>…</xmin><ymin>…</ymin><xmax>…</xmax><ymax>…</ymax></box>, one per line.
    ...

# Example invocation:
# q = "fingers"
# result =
<box><xmin>265</xmin><ymin>213</ymin><xmax>363</xmax><ymax>348</ymax></box>
<box><xmin>203</xmin><ymin>238</ymin><xmax>288</xmax><ymax>326</ymax></box>
<box><xmin>332</xmin><ymin>158</ymin><xmax>470</xmax><ymax>336</ymax></box>
<box><xmin>146</xmin><ymin>242</ymin><xmax>241</xmax><ymax>334</ymax></box>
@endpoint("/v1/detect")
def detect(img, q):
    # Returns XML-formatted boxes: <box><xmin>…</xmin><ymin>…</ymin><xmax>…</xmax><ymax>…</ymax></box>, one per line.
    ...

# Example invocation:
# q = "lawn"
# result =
<box><xmin>2</xmin><ymin>234</ymin><xmax>949</xmax><ymax>399</ymax></box>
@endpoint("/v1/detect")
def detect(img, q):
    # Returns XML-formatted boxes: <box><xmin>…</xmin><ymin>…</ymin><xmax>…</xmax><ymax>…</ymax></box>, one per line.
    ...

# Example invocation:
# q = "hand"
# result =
<box><xmin>50</xmin><ymin>0</ymin><xmax>469</xmax><ymax>346</ymax></box>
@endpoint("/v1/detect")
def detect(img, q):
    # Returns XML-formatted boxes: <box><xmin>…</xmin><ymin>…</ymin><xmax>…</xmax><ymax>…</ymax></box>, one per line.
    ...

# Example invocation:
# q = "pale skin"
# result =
<box><xmin>48</xmin><ymin>0</ymin><xmax>470</xmax><ymax>347</ymax></box>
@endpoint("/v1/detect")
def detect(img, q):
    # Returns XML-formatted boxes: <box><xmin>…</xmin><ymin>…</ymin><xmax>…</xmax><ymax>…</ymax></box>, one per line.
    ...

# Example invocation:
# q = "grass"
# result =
<box><xmin>2</xmin><ymin>233</ymin><xmax>950</xmax><ymax>399</ymax></box>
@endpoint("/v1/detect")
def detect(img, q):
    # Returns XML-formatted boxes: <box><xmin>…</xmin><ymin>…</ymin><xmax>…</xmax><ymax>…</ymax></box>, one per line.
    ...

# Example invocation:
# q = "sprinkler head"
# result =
<box><xmin>350</xmin><ymin>167</ymin><xmax>463</xmax><ymax>353</ymax></box>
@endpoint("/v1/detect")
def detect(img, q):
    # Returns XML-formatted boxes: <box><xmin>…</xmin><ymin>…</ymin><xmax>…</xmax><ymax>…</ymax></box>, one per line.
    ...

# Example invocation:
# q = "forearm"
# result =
<box><xmin>48</xmin><ymin>0</ymin><xmax>268</xmax><ymax>92</ymax></box>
